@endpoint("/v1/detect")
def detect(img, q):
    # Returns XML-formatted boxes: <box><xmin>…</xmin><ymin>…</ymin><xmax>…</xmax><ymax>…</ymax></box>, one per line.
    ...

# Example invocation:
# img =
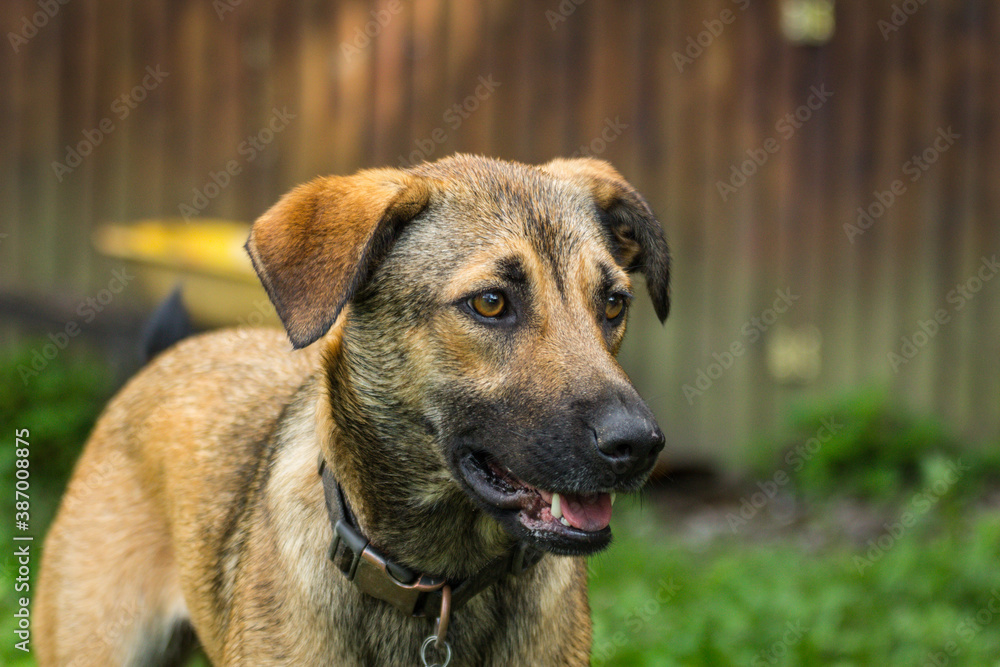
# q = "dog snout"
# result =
<box><xmin>591</xmin><ymin>400</ymin><xmax>665</xmax><ymax>479</ymax></box>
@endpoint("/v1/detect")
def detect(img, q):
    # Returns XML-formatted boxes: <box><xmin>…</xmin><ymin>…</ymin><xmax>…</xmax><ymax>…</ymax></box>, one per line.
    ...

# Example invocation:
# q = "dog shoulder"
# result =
<box><xmin>88</xmin><ymin>326</ymin><xmax>321</xmax><ymax>506</ymax></box>
<box><xmin>144</xmin><ymin>327</ymin><xmax>318</xmax><ymax>379</ymax></box>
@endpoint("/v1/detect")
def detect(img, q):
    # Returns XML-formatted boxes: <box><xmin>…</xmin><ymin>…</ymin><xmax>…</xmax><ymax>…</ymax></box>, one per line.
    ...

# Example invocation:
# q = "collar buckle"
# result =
<box><xmin>330</xmin><ymin>518</ymin><xmax>447</xmax><ymax>616</ymax></box>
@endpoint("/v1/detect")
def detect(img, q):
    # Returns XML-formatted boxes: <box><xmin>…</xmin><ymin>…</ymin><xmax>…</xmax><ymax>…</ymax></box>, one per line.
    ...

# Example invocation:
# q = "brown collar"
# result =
<box><xmin>318</xmin><ymin>457</ymin><xmax>543</xmax><ymax>620</ymax></box>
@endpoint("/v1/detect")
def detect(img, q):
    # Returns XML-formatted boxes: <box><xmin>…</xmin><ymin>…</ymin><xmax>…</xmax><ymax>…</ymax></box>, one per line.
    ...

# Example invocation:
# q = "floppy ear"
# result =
<box><xmin>542</xmin><ymin>158</ymin><xmax>671</xmax><ymax>322</ymax></box>
<box><xmin>245</xmin><ymin>168</ymin><xmax>432</xmax><ymax>348</ymax></box>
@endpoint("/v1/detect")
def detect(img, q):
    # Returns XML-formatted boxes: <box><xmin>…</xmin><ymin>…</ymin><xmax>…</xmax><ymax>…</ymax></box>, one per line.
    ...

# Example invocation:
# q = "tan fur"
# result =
<box><xmin>36</xmin><ymin>155</ymin><xmax>669</xmax><ymax>666</ymax></box>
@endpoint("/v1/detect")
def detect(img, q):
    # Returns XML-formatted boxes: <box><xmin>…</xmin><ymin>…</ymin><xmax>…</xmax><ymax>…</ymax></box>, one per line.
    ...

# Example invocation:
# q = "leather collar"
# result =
<box><xmin>318</xmin><ymin>457</ymin><xmax>544</xmax><ymax>619</ymax></box>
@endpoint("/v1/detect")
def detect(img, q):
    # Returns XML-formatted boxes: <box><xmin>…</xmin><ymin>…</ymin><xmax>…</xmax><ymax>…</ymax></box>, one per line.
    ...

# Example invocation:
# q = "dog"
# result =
<box><xmin>36</xmin><ymin>154</ymin><xmax>671</xmax><ymax>666</ymax></box>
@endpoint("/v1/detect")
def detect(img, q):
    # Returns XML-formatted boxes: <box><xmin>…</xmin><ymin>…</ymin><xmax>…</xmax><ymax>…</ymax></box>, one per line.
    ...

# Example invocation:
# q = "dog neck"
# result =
<box><xmin>316</xmin><ymin>454</ymin><xmax>542</xmax><ymax>622</ymax></box>
<box><xmin>315</xmin><ymin>333</ymin><xmax>517</xmax><ymax>579</ymax></box>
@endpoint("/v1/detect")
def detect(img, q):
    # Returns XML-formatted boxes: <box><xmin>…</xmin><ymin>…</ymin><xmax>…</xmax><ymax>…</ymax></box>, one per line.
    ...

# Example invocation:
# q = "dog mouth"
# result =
<box><xmin>458</xmin><ymin>451</ymin><xmax>615</xmax><ymax>554</ymax></box>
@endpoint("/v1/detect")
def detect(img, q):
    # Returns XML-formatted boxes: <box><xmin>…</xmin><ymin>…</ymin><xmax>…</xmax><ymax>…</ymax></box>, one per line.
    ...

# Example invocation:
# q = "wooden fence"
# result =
<box><xmin>2</xmin><ymin>0</ymin><xmax>997</xmax><ymax>468</ymax></box>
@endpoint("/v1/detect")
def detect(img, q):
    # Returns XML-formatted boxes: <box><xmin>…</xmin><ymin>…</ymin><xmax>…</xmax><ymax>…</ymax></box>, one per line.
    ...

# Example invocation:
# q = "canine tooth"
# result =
<box><xmin>560</xmin><ymin>517</ymin><xmax>570</xmax><ymax>527</ymax></box>
<box><xmin>551</xmin><ymin>493</ymin><xmax>562</xmax><ymax>520</ymax></box>
<box><xmin>611</xmin><ymin>493</ymin><xmax>616</xmax><ymax>506</ymax></box>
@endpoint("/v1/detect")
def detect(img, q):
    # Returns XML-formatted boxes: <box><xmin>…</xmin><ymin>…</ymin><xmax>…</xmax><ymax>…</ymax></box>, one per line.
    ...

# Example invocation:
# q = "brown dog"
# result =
<box><xmin>35</xmin><ymin>154</ymin><xmax>670</xmax><ymax>666</ymax></box>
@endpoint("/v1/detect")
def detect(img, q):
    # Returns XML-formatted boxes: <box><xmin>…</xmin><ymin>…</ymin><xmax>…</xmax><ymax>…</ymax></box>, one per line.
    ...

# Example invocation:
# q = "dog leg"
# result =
<box><xmin>36</xmin><ymin>448</ymin><xmax>194</xmax><ymax>666</ymax></box>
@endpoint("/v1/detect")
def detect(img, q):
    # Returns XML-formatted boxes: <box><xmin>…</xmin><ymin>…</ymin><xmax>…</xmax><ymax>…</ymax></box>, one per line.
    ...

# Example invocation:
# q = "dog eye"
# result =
<box><xmin>605</xmin><ymin>294</ymin><xmax>627</xmax><ymax>321</ymax></box>
<box><xmin>470</xmin><ymin>291</ymin><xmax>507</xmax><ymax>318</ymax></box>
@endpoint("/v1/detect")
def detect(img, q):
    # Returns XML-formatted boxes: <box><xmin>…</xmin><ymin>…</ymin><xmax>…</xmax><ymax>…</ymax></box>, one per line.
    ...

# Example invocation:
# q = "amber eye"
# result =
<box><xmin>605</xmin><ymin>294</ymin><xmax>626</xmax><ymax>321</ymax></box>
<box><xmin>470</xmin><ymin>291</ymin><xmax>506</xmax><ymax>318</ymax></box>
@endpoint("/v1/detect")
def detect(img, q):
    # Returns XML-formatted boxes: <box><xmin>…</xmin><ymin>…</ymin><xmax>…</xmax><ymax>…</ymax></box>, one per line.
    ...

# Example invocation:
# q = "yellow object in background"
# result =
<box><xmin>93</xmin><ymin>219</ymin><xmax>280</xmax><ymax>329</ymax></box>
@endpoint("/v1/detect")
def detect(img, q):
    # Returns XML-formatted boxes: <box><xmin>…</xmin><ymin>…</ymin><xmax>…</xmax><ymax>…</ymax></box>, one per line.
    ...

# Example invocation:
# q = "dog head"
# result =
<box><xmin>247</xmin><ymin>155</ymin><xmax>669</xmax><ymax>558</ymax></box>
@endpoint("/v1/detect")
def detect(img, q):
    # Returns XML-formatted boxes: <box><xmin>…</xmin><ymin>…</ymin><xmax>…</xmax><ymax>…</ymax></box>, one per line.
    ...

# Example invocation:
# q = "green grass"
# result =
<box><xmin>589</xmin><ymin>497</ymin><xmax>1000</xmax><ymax>666</ymax></box>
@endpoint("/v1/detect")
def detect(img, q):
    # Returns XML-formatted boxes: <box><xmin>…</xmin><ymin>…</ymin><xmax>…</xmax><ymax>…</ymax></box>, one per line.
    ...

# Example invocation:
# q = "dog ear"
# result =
<box><xmin>542</xmin><ymin>158</ymin><xmax>671</xmax><ymax>322</ymax></box>
<box><xmin>246</xmin><ymin>169</ymin><xmax>432</xmax><ymax>348</ymax></box>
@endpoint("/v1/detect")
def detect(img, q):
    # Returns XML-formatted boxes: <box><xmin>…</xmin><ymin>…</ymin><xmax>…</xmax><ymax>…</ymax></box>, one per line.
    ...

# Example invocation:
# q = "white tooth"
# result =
<box><xmin>560</xmin><ymin>517</ymin><xmax>571</xmax><ymax>527</ymax></box>
<box><xmin>551</xmin><ymin>493</ymin><xmax>562</xmax><ymax>520</ymax></box>
<box><xmin>611</xmin><ymin>493</ymin><xmax>617</xmax><ymax>506</ymax></box>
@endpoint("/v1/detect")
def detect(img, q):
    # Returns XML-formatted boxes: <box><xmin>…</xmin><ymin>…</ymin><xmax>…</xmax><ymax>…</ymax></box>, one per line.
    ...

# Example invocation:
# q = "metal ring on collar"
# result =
<box><xmin>420</xmin><ymin>635</ymin><xmax>452</xmax><ymax>667</ymax></box>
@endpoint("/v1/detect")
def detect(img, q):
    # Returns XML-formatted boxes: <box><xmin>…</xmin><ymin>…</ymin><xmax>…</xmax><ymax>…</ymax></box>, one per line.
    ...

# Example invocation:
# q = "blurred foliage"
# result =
<box><xmin>757</xmin><ymin>387</ymin><xmax>1000</xmax><ymax>502</ymax></box>
<box><xmin>0</xmin><ymin>342</ymin><xmax>115</xmax><ymax>527</ymax></box>
<box><xmin>591</xmin><ymin>499</ymin><xmax>1000</xmax><ymax>666</ymax></box>
<box><xmin>0</xmin><ymin>341</ymin><xmax>114</xmax><ymax>666</ymax></box>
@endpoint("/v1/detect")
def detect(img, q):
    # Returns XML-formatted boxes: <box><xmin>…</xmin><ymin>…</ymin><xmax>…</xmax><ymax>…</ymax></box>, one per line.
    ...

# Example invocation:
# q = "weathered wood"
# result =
<box><xmin>2</xmin><ymin>0</ymin><xmax>997</xmax><ymax>465</ymax></box>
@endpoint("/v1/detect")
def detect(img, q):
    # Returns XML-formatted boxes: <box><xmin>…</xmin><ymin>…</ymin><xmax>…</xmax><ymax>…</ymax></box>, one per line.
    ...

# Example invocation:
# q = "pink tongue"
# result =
<box><xmin>561</xmin><ymin>493</ymin><xmax>613</xmax><ymax>532</ymax></box>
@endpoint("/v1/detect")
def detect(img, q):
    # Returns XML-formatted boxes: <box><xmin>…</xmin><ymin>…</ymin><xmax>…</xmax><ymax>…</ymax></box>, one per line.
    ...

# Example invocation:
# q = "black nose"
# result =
<box><xmin>591</xmin><ymin>401</ymin><xmax>665</xmax><ymax>478</ymax></box>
